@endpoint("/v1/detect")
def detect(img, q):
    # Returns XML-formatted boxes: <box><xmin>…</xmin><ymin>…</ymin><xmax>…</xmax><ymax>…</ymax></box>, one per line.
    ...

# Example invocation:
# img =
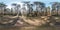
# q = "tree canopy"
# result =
<box><xmin>0</xmin><ymin>2</ymin><xmax>7</xmax><ymax>7</ymax></box>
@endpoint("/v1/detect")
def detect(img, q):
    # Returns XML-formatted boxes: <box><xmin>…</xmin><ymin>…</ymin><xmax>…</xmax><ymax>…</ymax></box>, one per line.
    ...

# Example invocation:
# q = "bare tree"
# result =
<box><xmin>11</xmin><ymin>3</ymin><xmax>17</xmax><ymax>15</ymax></box>
<box><xmin>33</xmin><ymin>1</ymin><xmax>45</xmax><ymax>16</ymax></box>
<box><xmin>51</xmin><ymin>2</ymin><xmax>60</xmax><ymax>16</ymax></box>
<box><xmin>46</xmin><ymin>6</ymin><xmax>51</xmax><ymax>16</ymax></box>
<box><xmin>0</xmin><ymin>2</ymin><xmax>6</xmax><ymax>15</ymax></box>
<box><xmin>22</xmin><ymin>1</ymin><xmax>30</xmax><ymax>16</ymax></box>
<box><xmin>11</xmin><ymin>3</ymin><xmax>20</xmax><ymax>16</ymax></box>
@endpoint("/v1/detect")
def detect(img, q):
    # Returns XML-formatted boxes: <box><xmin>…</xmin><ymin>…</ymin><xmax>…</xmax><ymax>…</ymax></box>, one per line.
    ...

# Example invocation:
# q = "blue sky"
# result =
<box><xmin>0</xmin><ymin>0</ymin><xmax>60</xmax><ymax>8</ymax></box>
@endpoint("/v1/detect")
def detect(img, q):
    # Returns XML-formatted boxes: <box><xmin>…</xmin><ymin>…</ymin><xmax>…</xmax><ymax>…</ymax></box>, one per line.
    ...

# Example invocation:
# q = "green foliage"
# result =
<box><xmin>0</xmin><ymin>2</ymin><xmax>6</xmax><ymax>7</ymax></box>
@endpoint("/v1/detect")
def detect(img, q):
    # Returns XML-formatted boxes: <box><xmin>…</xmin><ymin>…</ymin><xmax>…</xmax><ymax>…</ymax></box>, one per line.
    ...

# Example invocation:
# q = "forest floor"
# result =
<box><xmin>0</xmin><ymin>16</ymin><xmax>60</xmax><ymax>30</ymax></box>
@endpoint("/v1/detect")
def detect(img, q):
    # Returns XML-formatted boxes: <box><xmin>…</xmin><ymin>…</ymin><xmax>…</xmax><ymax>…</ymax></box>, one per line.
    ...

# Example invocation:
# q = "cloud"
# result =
<box><xmin>6</xmin><ymin>2</ymin><xmax>24</xmax><ymax>9</ymax></box>
<box><xmin>6</xmin><ymin>5</ymin><xmax>11</xmax><ymax>9</ymax></box>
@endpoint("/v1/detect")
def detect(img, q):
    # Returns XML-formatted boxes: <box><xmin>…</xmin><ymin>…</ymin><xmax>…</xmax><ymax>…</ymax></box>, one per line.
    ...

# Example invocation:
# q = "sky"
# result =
<box><xmin>0</xmin><ymin>0</ymin><xmax>60</xmax><ymax>9</ymax></box>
